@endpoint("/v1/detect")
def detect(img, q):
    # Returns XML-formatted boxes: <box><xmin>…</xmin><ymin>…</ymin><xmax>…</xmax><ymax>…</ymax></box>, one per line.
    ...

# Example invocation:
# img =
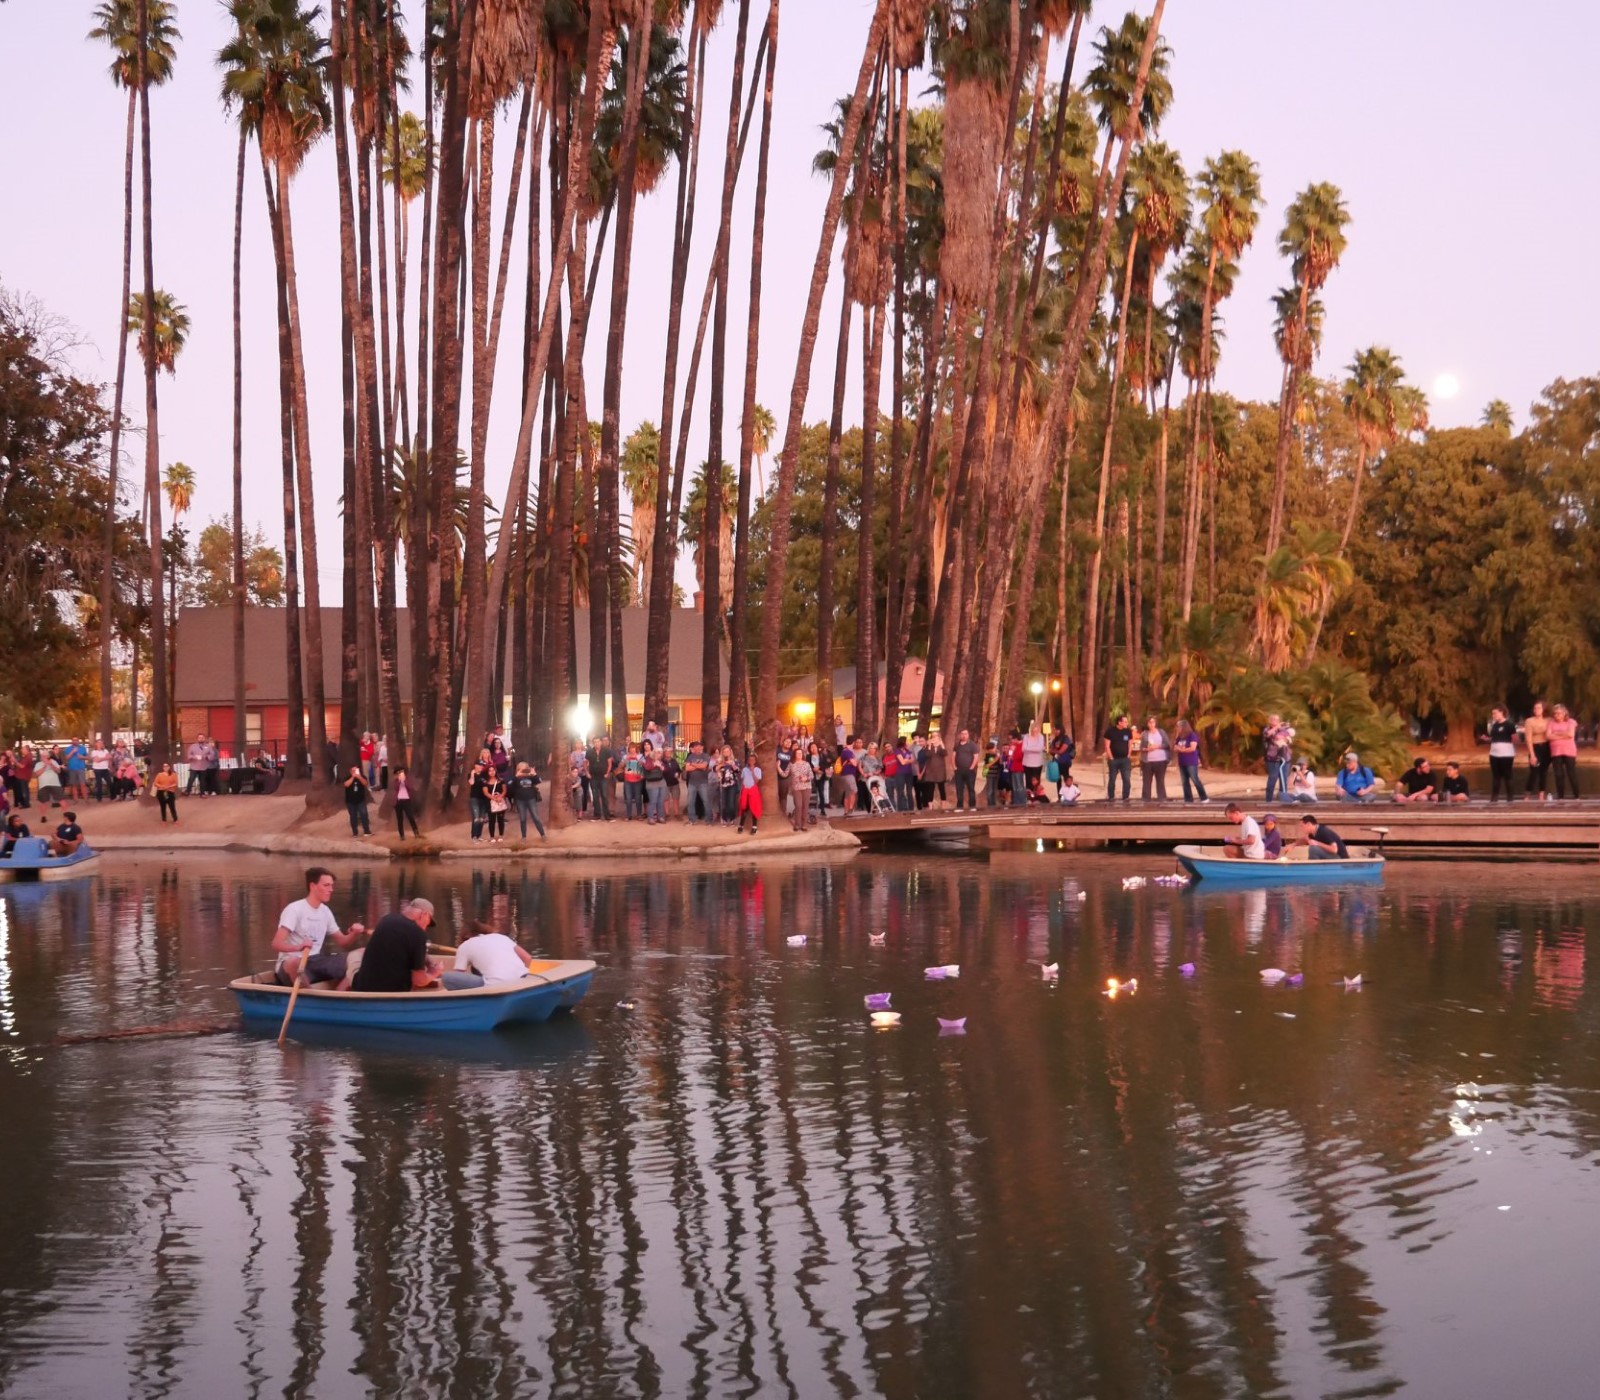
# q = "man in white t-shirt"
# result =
<box><xmin>443</xmin><ymin>926</ymin><xmax>535</xmax><ymax>990</ymax></box>
<box><xmin>1222</xmin><ymin>803</ymin><xmax>1265</xmax><ymax>859</ymax></box>
<box><xmin>271</xmin><ymin>866</ymin><xmax>367</xmax><ymax>984</ymax></box>
<box><xmin>90</xmin><ymin>742</ymin><xmax>112</xmax><ymax>801</ymax></box>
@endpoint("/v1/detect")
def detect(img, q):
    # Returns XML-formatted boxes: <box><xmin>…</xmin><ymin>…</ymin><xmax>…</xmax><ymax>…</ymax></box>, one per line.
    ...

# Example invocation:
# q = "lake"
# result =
<box><xmin>1</xmin><ymin>851</ymin><xmax>1597</xmax><ymax>1398</ymax></box>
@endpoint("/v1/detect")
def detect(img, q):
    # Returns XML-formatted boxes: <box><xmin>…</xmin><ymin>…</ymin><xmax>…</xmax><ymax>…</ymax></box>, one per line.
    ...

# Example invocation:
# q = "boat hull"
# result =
<box><xmin>230</xmin><ymin>959</ymin><xmax>595</xmax><ymax>1032</ymax></box>
<box><xmin>0</xmin><ymin>839</ymin><xmax>100</xmax><ymax>882</ymax></box>
<box><xmin>1174</xmin><ymin>844</ymin><xmax>1384</xmax><ymax>886</ymax></box>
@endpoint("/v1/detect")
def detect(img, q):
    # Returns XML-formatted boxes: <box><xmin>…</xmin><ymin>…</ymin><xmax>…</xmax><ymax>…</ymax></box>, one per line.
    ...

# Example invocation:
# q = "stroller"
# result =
<box><xmin>865</xmin><ymin>774</ymin><xmax>897</xmax><ymax>816</ymax></box>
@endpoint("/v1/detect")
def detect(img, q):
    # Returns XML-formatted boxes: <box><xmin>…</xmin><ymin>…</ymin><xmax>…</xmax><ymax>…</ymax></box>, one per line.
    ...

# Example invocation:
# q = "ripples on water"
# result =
<box><xmin>1</xmin><ymin>853</ymin><xmax>1599</xmax><ymax>1398</ymax></box>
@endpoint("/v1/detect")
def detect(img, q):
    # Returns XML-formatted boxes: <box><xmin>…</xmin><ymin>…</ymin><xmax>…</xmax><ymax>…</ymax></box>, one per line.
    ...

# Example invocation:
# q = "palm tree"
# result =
<box><xmin>1481</xmin><ymin>399</ymin><xmax>1514</xmax><ymax>436</ymax></box>
<box><xmin>681</xmin><ymin>461</ymin><xmax>736</xmax><ymax>605</ymax></box>
<box><xmin>750</xmin><ymin>402</ymin><xmax>775</xmax><ymax>495</ymax></box>
<box><xmin>1181</xmin><ymin>149</ymin><xmax>1261</xmax><ymax>624</ymax></box>
<box><xmin>620</xmin><ymin>421</ymin><xmax>661</xmax><ymax>602</ymax></box>
<box><xmin>125</xmin><ymin>290</ymin><xmax>188</xmax><ymax>372</ymax></box>
<box><xmin>219</xmin><ymin>0</ymin><xmax>332</xmax><ymax>788</ymax></box>
<box><xmin>1264</xmin><ymin>180</ymin><xmax>1349</xmax><ymax>558</ymax></box>
<box><xmin>88</xmin><ymin>0</ymin><xmax>178</xmax><ymax>751</ymax></box>
<box><xmin>162</xmin><ymin>461</ymin><xmax>196</xmax><ymax>517</ymax></box>
<box><xmin>380</xmin><ymin>110</ymin><xmax>429</xmax><ymax>448</ymax></box>
<box><xmin>162</xmin><ymin>460</ymin><xmax>196</xmax><ymax>746</ymax></box>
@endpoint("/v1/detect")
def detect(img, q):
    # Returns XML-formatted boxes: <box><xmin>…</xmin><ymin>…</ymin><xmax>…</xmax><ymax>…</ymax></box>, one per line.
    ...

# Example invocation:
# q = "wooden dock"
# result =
<box><xmin>842</xmin><ymin>802</ymin><xmax>1600</xmax><ymax>858</ymax></box>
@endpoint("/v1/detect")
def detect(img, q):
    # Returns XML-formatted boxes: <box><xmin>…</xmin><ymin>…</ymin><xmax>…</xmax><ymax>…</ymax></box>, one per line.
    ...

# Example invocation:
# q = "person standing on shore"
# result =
<box><xmin>737</xmin><ymin>752</ymin><xmax>763</xmax><ymax>834</ymax></box>
<box><xmin>1102</xmin><ymin>715</ymin><xmax>1133</xmax><ymax>802</ymax></box>
<box><xmin>1487</xmin><ymin>707</ymin><xmax>1517</xmax><ymax>801</ymax></box>
<box><xmin>1174</xmin><ymin>719</ymin><xmax>1208</xmax><ymax>803</ymax></box>
<box><xmin>343</xmin><ymin>765</ymin><xmax>372</xmax><ymax>836</ymax></box>
<box><xmin>90</xmin><ymin>741</ymin><xmax>112</xmax><ymax>801</ymax></box>
<box><xmin>1548</xmin><ymin>704</ymin><xmax>1580</xmax><ymax>799</ymax></box>
<box><xmin>509</xmin><ymin>762</ymin><xmax>545</xmax><ymax>840</ymax></box>
<box><xmin>1140</xmin><ymin>717</ymin><xmax>1171</xmax><ymax>802</ymax></box>
<box><xmin>1021</xmin><ymin>721</ymin><xmax>1047</xmax><ymax>795</ymax></box>
<box><xmin>953</xmin><ymin>729</ymin><xmax>979</xmax><ymax>812</ymax></box>
<box><xmin>684</xmin><ymin>741</ymin><xmax>711</xmax><ymax>824</ymax></box>
<box><xmin>391</xmin><ymin>767</ymin><xmax>422</xmax><ymax>839</ymax></box>
<box><xmin>153</xmin><ymin>762</ymin><xmax>179</xmax><ymax>822</ymax></box>
<box><xmin>1523</xmin><ymin>701</ymin><xmax>1551</xmax><ymax>801</ymax></box>
<box><xmin>790</xmin><ymin>747</ymin><xmax>814</xmax><ymax>830</ymax></box>
<box><xmin>1262</xmin><ymin>715</ymin><xmax>1295</xmax><ymax>802</ymax></box>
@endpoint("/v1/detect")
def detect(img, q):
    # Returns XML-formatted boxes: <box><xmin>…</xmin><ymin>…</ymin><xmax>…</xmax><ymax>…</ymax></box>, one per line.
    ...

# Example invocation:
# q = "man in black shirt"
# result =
<box><xmin>953</xmin><ymin>728</ymin><xmax>979</xmax><ymax>811</ymax></box>
<box><xmin>1394</xmin><ymin>757</ymin><xmax>1437</xmax><ymax>803</ymax></box>
<box><xmin>1102</xmin><ymin>715</ymin><xmax>1133</xmax><ymax>801</ymax></box>
<box><xmin>1299</xmin><ymin>814</ymin><xmax>1348</xmax><ymax>859</ymax></box>
<box><xmin>351</xmin><ymin>898</ymin><xmax>441</xmax><ymax>993</ymax></box>
<box><xmin>593</xmin><ymin>734</ymin><xmax>615</xmax><ymax>821</ymax></box>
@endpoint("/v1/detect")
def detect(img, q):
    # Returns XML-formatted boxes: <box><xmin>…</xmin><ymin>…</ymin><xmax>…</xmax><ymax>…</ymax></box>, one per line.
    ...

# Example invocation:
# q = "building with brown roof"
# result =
<box><xmin>173</xmin><ymin>605</ymin><xmax>723</xmax><ymax>753</ymax></box>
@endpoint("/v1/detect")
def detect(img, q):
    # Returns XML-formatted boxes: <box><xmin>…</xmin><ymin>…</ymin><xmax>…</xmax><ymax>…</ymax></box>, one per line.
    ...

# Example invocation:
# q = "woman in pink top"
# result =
<box><xmin>1547</xmin><ymin>704</ymin><xmax>1580</xmax><ymax>799</ymax></box>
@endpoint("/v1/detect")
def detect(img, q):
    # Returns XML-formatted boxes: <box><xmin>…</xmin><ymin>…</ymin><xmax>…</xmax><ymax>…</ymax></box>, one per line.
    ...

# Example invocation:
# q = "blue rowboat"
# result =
<box><xmin>0</xmin><ymin>838</ymin><xmax>100</xmax><ymax>882</ymax></box>
<box><xmin>229</xmin><ymin>958</ymin><xmax>596</xmax><ymax>1033</ymax></box>
<box><xmin>1174</xmin><ymin>843</ymin><xmax>1384</xmax><ymax>886</ymax></box>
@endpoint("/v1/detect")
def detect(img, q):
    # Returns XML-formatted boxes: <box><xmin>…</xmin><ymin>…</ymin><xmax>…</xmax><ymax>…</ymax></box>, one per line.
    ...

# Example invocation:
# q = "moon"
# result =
<box><xmin>1433</xmin><ymin>372</ymin><xmax>1461</xmax><ymax>401</ymax></box>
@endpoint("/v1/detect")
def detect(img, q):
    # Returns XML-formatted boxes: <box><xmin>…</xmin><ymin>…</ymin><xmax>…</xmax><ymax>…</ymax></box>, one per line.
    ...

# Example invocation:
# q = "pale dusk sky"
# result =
<box><xmin>2</xmin><ymin>0</ymin><xmax>1595</xmax><ymax>593</ymax></box>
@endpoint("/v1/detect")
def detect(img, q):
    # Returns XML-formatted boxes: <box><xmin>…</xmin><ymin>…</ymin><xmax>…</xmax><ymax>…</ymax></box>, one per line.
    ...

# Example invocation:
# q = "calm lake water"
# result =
<box><xmin>1</xmin><ymin>851</ymin><xmax>1598</xmax><ymax>1399</ymax></box>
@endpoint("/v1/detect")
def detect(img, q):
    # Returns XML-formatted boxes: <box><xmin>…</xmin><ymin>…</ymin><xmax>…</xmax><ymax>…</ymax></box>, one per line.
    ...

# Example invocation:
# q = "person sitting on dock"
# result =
<box><xmin>350</xmin><ymin>898</ymin><xmax>441</xmax><ymax>993</ymax></box>
<box><xmin>271</xmin><ymin>867</ymin><xmax>367</xmax><ymax>986</ymax></box>
<box><xmin>1393</xmin><ymin>757</ymin><xmax>1438</xmax><ymax>803</ymax></box>
<box><xmin>1222</xmin><ymin>803</ymin><xmax>1265</xmax><ymax>859</ymax></box>
<box><xmin>1</xmin><ymin>813</ymin><xmax>30</xmax><ymax>857</ymax></box>
<box><xmin>443</xmin><ymin>920</ymin><xmax>535</xmax><ymax>990</ymax></box>
<box><xmin>1336</xmin><ymin>753</ymin><xmax>1378</xmax><ymax>803</ymax></box>
<box><xmin>1298</xmin><ymin>814</ymin><xmax>1349</xmax><ymax>859</ymax></box>
<box><xmin>49</xmin><ymin>812</ymin><xmax>84</xmax><ymax>857</ymax></box>
<box><xmin>1440</xmin><ymin>762</ymin><xmax>1471</xmax><ymax>804</ymax></box>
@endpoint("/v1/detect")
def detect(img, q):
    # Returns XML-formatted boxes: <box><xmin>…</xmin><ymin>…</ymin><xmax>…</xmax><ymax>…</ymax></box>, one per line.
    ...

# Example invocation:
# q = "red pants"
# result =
<box><xmin>738</xmin><ymin>786</ymin><xmax>763</xmax><ymax>820</ymax></box>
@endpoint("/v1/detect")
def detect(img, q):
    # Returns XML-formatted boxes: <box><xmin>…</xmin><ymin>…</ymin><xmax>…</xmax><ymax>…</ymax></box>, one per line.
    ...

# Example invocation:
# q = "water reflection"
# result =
<box><xmin>0</xmin><ymin>854</ymin><xmax>1598</xmax><ymax>1397</ymax></box>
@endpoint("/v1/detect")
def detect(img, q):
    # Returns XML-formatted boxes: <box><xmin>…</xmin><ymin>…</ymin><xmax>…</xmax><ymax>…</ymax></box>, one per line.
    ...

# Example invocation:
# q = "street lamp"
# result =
<box><xmin>1030</xmin><ymin>679</ymin><xmax>1044</xmax><ymax>721</ymax></box>
<box><xmin>567</xmin><ymin>704</ymin><xmax>594</xmax><ymax>742</ymax></box>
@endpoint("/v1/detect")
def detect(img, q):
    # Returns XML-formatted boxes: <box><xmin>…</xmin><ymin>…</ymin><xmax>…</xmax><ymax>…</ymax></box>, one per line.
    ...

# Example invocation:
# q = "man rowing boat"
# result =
<box><xmin>271</xmin><ymin>867</ymin><xmax>366</xmax><ymax>986</ymax></box>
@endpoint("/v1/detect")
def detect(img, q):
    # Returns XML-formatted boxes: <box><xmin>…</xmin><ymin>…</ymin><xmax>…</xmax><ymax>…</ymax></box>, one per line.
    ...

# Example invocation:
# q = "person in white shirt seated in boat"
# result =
<box><xmin>49</xmin><ymin>811</ymin><xmax>85</xmax><ymax>857</ymax></box>
<box><xmin>271</xmin><ymin>867</ymin><xmax>367</xmax><ymax>986</ymax></box>
<box><xmin>1222</xmin><ymin>802</ymin><xmax>1265</xmax><ymax>859</ymax></box>
<box><xmin>441</xmin><ymin>919</ymin><xmax>537</xmax><ymax>990</ymax></box>
<box><xmin>349</xmin><ymin>898</ymin><xmax>442</xmax><ymax>993</ymax></box>
<box><xmin>1297</xmin><ymin>814</ymin><xmax>1349</xmax><ymax>860</ymax></box>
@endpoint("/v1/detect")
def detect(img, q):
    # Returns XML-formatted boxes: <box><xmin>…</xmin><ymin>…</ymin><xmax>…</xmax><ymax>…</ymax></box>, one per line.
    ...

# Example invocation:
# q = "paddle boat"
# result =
<box><xmin>230</xmin><ymin>958</ymin><xmax>596</xmax><ymax>1033</ymax></box>
<box><xmin>0</xmin><ymin>837</ymin><xmax>101</xmax><ymax>882</ymax></box>
<box><xmin>1173</xmin><ymin>843</ymin><xmax>1385</xmax><ymax>886</ymax></box>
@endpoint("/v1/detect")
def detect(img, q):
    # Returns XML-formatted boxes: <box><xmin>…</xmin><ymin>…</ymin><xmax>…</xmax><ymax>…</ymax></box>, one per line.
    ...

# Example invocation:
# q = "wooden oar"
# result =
<box><xmin>277</xmin><ymin>962</ymin><xmax>309</xmax><ymax>1047</ymax></box>
<box><xmin>427</xmin><ymin>942</ymin><xmax>458</xmax><ymax>957</ymax></box>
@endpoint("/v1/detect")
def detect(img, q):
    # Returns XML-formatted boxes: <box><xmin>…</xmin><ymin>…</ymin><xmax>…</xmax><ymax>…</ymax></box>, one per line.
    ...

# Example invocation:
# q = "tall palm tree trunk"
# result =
<box><xmin>262</xmin><ymin>160</ymin><xmax>307</xmax><ymax>779</ymax></box>
<box><xmin>601</xmin><ymin>9</ymin><xmax>655</xmax><ymax>744</ymax></box>
<box><xmin>727</xmin><ymin>0</ymin><xmax>778</xmax><ymax>747</ymax></box>
<box><xmin>1151</xmin><ymin>364</ymin><xmax>1174</xmax><ymax>655</ymax></box>
<box><xmin>856</xmin><ymin>293</ymin><xmax>886</xmax><ymax>740</ymax></box>
<box><xmin>1080</xmin><ymin>231</ymin><xmax>1140</xmax><ymax>737</ymax></box>
<box><xmin>230</xmin><ymin>128</ymin><xmax>247</xmax><ymax>760</ymax></box>
<box><xmin>100</xmin><ymin>85</ymin><xmax>136</xmax><ymax>750</ymax></box>
<box><xmin>757</xmin><ymin>0</ymin><xmax>891</xmax><ymax>807</ymax></box>
<box><xmin>815</xmin><ymin>282</ymin><xmax>855</xmax><ymax>742</ymax></box>
<box><xmin>644</xmin><ymin>22</ymin><xmax>706</xmax><ymax>728</ymax></box>
<box><xmin>276</xmin><ymin>161</ymin><xmax>330</xmax><ymax>793</ymax></box>
<box><xmin>136</xmin><ymin>0</ymin><xmax>171</xmax><ymax>774</ymax></box>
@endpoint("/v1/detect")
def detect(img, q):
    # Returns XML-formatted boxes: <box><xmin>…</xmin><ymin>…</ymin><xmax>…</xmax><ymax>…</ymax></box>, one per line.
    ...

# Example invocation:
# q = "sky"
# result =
<box><xmin>2</xmin><ymin>0</ymin><xmax>1597</xmax><ymax>600</ymax></box>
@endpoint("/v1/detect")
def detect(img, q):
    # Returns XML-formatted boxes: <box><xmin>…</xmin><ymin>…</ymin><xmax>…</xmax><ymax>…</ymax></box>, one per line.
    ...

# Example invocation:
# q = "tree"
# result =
<box><xmin>1264</xmin><ymin>180</ymin><xmax>1349</xmax><ymax>560</ymax></box>
<box><xmin>219</xmin><ymin>0</ymin><xmax>332</xmax><ymax>788</ymax></box>
<box><xmin>1481</xmin><ymin>398</ymin><xmax>1514</xmax><ymax>436</ymax></box>
<box><xmin>193</xmin><ymin>520</ymin><xmax>285</xmax><ymax>607</ymax></box>
<box><xmin>125</xmin><ymin>290</ymin><xmax>189</xmax><ymax>372</ymax></box>
<box><xmin>620</xmin><ymin>420</ymin><xmax>661</xmax><ymax>602</ymax></box>
<box><xmin>88</xmin><ymin>0</ymin><xmax>178</xmax><ymax>749</ymax></box>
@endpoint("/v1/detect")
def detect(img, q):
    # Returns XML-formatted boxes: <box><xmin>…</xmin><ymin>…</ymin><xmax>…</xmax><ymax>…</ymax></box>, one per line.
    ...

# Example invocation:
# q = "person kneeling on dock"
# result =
<box><xmin>442</xmin><ymin>920</ymin><xmax>536</xmax><ymax>989</ymax></box>
<box><xmin>349</xmin><ymin>897</ymin><xmax>442</xmax><ymax>992</ymax></box>
<box><xmin>1222</xmin><ymin>803</ymin><xmax>1265</xmax><ymax>859</ymax></box>
<box><xmin>1298</xmin><ymin>814</ymin><xmax>1349</xmax><ymax>859</ymax></box>
<box><xmin>272</xmin><ymin>867</ymin><xmax>367</xmax><ymax>985</ymax></box>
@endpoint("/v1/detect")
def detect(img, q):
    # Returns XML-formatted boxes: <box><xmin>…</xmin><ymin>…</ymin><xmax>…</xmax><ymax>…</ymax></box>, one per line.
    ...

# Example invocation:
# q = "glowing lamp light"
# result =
<box><xmin>1050</xmin><ymin>679</ymin><xmax>1062</xmax><ymax>693</ymax></box>
<box><xmin>567</xmin><ymin>704</ymin><xmax>594</xmax><ymax>741</ymax></box>
<box><xmin>1030</xmin><ymin>681</ymin><xmax>1044</xmax><ymax>697</ymax></box>
<box><xmin>793</xmin><ymin>700</ymin><xmax>815</xmax><ymax>719</ymax></box>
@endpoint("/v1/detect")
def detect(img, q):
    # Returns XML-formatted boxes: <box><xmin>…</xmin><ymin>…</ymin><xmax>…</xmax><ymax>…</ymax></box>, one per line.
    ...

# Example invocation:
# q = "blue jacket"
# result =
<box><xmin>1335</xmin><ymin>764</ymin><xmax>1375</xmax><ymax>796</ymax></box>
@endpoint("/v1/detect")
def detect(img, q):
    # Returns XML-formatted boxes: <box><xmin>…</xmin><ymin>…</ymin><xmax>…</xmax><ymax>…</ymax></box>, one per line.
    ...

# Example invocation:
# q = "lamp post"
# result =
<box><xmin>1030</xmin><ymin>680</ymin><xmax>1044</xmax><ymax>722</ymax></box>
